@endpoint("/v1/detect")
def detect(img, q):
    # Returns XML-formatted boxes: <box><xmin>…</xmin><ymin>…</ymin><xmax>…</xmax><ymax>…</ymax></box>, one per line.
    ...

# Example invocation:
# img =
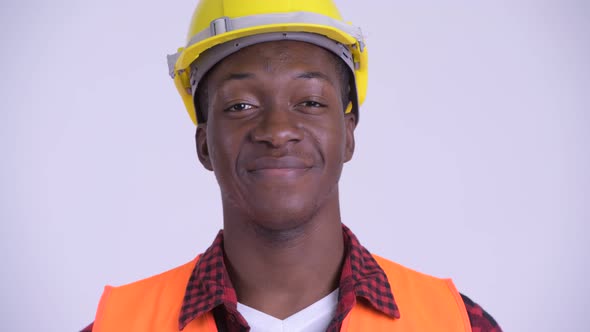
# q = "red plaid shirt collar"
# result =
<box><xmin>178</xmin><ymin>224</ymin><xmax>399</xmax><ymax>331</ymax></box>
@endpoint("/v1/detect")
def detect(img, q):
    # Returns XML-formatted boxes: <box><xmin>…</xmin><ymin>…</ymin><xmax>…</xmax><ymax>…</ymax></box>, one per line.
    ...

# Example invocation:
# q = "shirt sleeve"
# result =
<box><xmin>460</xmin><ymin>293</ymin><xmax>503</xmax><ymax>332</ymax></box>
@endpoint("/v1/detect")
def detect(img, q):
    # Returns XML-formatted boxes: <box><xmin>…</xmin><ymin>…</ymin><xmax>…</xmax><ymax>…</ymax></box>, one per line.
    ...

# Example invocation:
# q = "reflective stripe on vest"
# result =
<box><xmin>93</xmin><ymin>255</ymin><xmax>472</xmax><ymax>332</ymax></box>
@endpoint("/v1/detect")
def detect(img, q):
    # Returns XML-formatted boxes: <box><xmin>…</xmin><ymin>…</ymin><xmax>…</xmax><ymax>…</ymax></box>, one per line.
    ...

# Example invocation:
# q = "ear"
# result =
<box><xmin>195</xmin><ymin>124</ymin><xmax>213</xmax><ymax>171</ymax></box>
<box><xmin>343</xmin><ymin>113</ymin><xmax>356</xmax><ymax>162</ymax></box>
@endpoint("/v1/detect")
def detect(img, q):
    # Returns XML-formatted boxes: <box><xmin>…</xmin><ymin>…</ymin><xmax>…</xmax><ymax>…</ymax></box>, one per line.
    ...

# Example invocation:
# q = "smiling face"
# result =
<box><xmin>195</xmin><ymin>41</ymin><xmax>356</xmax><ymax>231</ymax></box>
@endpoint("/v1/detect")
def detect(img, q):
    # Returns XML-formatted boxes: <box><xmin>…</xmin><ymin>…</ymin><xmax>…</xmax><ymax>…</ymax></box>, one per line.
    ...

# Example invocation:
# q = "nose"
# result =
<box><xmin>250</xmin><ymin>107</ymin><xmax>304</xmax><ymax>148</ymax></box>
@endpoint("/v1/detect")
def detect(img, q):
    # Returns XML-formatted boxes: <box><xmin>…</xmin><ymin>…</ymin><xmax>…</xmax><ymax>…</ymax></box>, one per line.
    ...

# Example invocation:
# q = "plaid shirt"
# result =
<box><xmin>83</xmin><ymin>225</ymin><xmax>502</xmax><ymax>331</ymax></box>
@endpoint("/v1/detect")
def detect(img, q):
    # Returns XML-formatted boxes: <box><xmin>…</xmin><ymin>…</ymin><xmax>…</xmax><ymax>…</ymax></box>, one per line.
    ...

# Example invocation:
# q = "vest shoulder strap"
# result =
<box><xmin>93</xmin><ymin>257</ymin><xmax>217</xmax><ymax>332</ymax></box>
<box><xmin>342</xmin><ymin>254</ymin><xmax>472</xmax><ymax>332</ymax></box>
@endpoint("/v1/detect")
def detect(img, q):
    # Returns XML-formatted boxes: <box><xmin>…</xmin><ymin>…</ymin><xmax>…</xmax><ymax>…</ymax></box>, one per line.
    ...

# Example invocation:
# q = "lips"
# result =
<box><xmin>245</xmin><ymin>156</ymin><xmax>313</xmax><ymax>177</ymax></box>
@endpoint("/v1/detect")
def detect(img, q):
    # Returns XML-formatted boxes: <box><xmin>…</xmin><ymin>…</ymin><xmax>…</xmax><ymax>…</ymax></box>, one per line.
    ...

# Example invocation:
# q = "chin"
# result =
<box><xmin>246</xmin><ymin>197</ymin><xmax>320</xmax><ymax>233</ymax></box>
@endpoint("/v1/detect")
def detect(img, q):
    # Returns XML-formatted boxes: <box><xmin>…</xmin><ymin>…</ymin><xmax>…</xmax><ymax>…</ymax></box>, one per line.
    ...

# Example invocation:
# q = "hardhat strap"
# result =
<box><xmin>188</xmin><ymin>32</ymin><xmax>355</xmax><ymax>98</ymax></box>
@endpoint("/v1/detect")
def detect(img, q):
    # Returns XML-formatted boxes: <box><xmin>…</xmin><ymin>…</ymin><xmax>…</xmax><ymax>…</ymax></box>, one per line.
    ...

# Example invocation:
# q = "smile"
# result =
<box><xmin>246</xmin><ymin>156</ymin><xmax>313</xmax><ymax>178</ymax></box>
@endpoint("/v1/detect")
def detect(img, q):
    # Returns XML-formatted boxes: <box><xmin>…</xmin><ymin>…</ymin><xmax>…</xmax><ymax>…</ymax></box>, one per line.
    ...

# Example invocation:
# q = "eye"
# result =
<box><xmin>299</xmin><ymin>101</ymin><xmax>326</xmax><ymax>108</ymax></box>
<box><xmin>224</xmin><ymin>103</ymin><xmax>255</xmax><ymax>112</ymax></box>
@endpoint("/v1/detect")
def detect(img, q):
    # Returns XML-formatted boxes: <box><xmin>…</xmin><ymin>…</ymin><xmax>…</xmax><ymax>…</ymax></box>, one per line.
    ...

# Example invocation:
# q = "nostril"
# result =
<box><xmin>250</xmin><ymin>113</ymin><xmax>304</xmax><ymax>148</ymax></box>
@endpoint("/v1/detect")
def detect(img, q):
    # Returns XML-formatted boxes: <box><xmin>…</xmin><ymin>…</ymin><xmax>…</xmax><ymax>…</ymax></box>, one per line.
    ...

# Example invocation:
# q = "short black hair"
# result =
<box><xmin>193</xmin><ymin>50</ymin><xmax>352</xmax><ymax>123</ymax></box>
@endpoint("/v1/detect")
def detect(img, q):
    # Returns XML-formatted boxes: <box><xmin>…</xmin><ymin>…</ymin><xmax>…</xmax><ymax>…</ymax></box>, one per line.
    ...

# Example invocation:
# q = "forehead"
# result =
<box><xmin>208</xmin><ymin>40</ymin><xmax>340</xmax><ymax>79</ymax></box>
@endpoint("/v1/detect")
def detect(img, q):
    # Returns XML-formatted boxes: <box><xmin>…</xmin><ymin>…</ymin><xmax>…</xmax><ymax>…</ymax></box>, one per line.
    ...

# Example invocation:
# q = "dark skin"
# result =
<box><xmin>195</xmin><ymin>41</ymin><xmax>356</xmax><ymax>319</ymax></box>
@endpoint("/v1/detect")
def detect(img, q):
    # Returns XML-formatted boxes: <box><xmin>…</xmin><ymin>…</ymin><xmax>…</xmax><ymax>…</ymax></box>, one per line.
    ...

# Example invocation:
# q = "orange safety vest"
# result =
<box><xmin>93</xmin><ymin>255</ymin><xmax>472</xmax><ymax>332</ymax></box>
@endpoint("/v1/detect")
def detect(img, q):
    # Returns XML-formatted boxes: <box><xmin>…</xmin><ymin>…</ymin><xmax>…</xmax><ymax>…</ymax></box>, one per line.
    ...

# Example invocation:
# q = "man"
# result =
<box><xmin>84</xmin><ymin>0</ymin><xmax>502</xmax><ymax>331</ymax></box>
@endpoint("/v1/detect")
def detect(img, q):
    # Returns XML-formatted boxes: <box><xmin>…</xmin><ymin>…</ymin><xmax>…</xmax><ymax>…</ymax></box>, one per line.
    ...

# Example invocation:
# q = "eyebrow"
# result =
<box><xmin>294</xmin><ymin>71</ymin><xmax>334</xmax><ymax>87</ymax></box>
<box><xmin>220</xmin><ymin>72</ymin><xmax>256</xmax><ymax>83</ymax></box>
<box><xmin>219</xmin><ymin>71</ymin><xmax>334</xmax><ymax>86</ymax></box>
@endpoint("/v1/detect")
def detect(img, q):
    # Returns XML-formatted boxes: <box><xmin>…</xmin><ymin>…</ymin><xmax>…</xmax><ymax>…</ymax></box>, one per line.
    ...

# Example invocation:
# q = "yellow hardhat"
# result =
<box><xmin>167</xmin><ymin>0</ymin><xmax>367</xmax><ymax>125</ymax></box>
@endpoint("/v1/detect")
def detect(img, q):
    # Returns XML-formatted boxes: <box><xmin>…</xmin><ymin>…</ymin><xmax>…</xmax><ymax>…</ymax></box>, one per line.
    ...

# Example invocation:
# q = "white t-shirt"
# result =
<box><xmin>237</xmin><ymin>289</ymin><xmax>339</xmax><ymax>332</ymax></box>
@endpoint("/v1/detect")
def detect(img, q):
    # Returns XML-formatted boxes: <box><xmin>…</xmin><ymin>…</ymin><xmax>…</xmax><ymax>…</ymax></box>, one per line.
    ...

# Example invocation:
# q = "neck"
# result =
<box><xmin>222</xmin><ymin>195</ymin><xmax>345</xmax><ymax>319</ymax></box>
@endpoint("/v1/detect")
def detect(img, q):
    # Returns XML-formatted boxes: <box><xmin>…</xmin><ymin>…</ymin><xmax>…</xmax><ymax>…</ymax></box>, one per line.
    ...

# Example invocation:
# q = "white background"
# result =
<box><xmin>1</xmin><ymin>0</ymin><xmax>588</xmax><ymax>331</ymax></box>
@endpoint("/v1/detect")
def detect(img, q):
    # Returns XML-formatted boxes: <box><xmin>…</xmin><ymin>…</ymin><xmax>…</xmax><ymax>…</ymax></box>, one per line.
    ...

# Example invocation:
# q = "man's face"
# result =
<box><xmin>196</xmin><ymin>41</ymin><xmax>356</xmax><ymax>231</ymax></box>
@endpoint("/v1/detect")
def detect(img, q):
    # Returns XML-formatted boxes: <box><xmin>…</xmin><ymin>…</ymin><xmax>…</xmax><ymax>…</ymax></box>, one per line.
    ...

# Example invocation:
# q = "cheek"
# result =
<box><xmin>317</xmin><ymin>120</ymin><xmax>347</xmax><ymax>161</ymax></box>
<box><xmin>207</xmin><ymin>122</ymin><xmax>249</xmax><ymax>181</ymax></box>
<box><xmin>208</xmin><ymin>132</ymin><xmax>234</xmax><ymax>169</ymax></box>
